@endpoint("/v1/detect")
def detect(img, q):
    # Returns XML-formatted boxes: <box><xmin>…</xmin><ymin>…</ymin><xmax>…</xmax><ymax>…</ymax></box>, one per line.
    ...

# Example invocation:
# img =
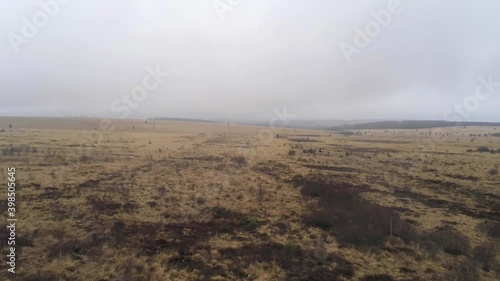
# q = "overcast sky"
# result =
<box><xmin>1</xmin><ymin>0</ymin><xmax>500</xmax><ymax>121</ymax></box>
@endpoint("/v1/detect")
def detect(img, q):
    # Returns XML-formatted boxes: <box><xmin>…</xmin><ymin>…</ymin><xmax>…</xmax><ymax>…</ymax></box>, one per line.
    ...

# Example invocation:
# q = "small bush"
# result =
<box><xmin>288</xmin><ymin>149</ymin><xmax>296</xmax><ymax>156</ymax></box>
<box><xmin>196</xmin><ymin>196</ymin><xmax>207</xmax><ymax>205</ymax></box>
<box><xmin>476</xmin><ymin>146</ymin><xmax>490</xmax><ymax>152</ymax></box>
<box><xmin>238</xmin><ymin>216</ymin><xmax>260</xmax><ymax>231</ymax></box>
<box><xmin>444</xmin><ymin>261</ymin><xmax>480</xmax><ymax>281</ymax></box>
<box><xmin>230</xmin><ymin>156</ymin><xmax>247</xmax><ymax>166</ymax></box>
<box><xmin>427</xmin><ymin>228</ymin><xmax>471</xmax><ymax>256</ymax></box>
<box><xmin>303</xmin><ymin>148</ymin><xmax>316</xmax><ymax>155</ymax></box>
<box><xmin>479</xmin><ymin>221</ymin><xmax>500</xmax><ymax>238</ymax></box>
<box><xmin>488</xmin><ymin>168</ymin><xmax>498</xmax><ymax>176</ymax></box>
<box><xmin>157</xmin><ymin>186</ymin><xmax>167</xmax><ymax>197</ymax></box>
<box><xmin>472</xmin><ymin>241</ymin><xmax>497</xmax><ymax>271</ymax></box>
<box><xmin>212</xmin><ymin>206</ymin><xmax>241</xmax><ymax>220</ymax></box>
<box><xmin>79</xmin><ymin>154</ymin><xmax>91</xmax><ymax>162</ymax></box>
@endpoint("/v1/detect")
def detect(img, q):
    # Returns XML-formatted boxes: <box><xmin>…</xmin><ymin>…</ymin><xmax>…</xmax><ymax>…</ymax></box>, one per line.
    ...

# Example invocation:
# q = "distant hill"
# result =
<box><xmin>223</xmin><ymin>119</ymin><xmax>382</xmax><ymax>130</ymax></box>
<box><xmin>280</xmin><ymin>119</ymin><xmax>380</xmax><ymax>130</ymax></box>
<box><xmin>329</xmin><ymin>120</ymin><xmax>500</xmax><ymax>131</ymax></box>
<box><xmin>151</xmin><ymin>117</ymin><xmax>219</xmax><ymax>124</ymax></box>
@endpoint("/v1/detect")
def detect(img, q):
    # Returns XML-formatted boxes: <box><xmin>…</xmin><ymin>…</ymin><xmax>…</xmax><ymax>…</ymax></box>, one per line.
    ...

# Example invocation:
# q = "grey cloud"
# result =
<box><xmin>1</xmin><ymin>0</ymin><xmax>499</xmax><ymax>121</ymax></box>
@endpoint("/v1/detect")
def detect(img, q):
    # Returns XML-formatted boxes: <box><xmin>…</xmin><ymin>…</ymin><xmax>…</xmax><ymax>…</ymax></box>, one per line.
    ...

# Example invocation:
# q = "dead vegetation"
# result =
<box><xmin>0</xmin><ymin>117</ymin><xmax>499</xmax><ymax>280</ymax></box>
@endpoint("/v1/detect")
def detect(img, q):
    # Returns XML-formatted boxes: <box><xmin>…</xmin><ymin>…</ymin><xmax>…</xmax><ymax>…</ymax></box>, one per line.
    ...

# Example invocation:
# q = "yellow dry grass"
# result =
<box><xmin>0</xmin><ymin>116</ymin><xmax>498</xmax><ymax>281</ymax></box>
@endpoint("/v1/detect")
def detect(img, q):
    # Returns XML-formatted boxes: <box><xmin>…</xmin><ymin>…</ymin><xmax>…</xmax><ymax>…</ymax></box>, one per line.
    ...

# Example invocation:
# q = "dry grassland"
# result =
<box><xmin>0</xmin><ymin>117</ymin><xmax>499</xmax><ymax>281</ymax></box>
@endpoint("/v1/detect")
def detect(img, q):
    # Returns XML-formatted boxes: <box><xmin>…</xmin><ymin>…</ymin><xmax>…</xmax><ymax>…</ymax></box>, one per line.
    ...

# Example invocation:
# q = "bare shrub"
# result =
<box><xmin>472</xmin><ymin>241</ymin><xmax>497</xmax><ymax>271</ymax></box>
<box><xmin>488</xmin><ymin>168</ymin><xmax>498</xmax><ymax>176</ymax></box>
<box><xmin>196</xmin><ymin>196</ymin><xmax>207</xmax><ymax>205</ymax></box>
<box><xmin>445</xmin><ymin>261</ymin><xmax>480</xmax><ymax>281</ymax></box>
<box><xmin>303</xmin><ymin>148</ymin><xmax>316</xmax><ymax>155</ymax></box>
<box><xmin>110</xmin><ymin>220</ymin><xmax>126</xmax><ymax>246</ymax></box>
<box><xmin>426</xmin><ymin>228</ymin><xmax>471</xmax><ymax>256</ymax></box>
<box><xmin>79</xmin><ymin>153</ymin><xmax>91</xmax><ymax>162</ymax></box>
<box><xmin>257</xmin><ymin>186</ymin><xmax>265</xmax><ymax>204</ymax></box>
<box><xmin>230</xmin><ymin>156</ymin><xmax>247</xmax><ymax>166</ymax></box>
<box><xmin>157</xmin><ymin>186</ymin><xmax>167</xmax><ymax>197</ymax></box>
<box><xmin>476</xmin><ymin>146</ymin><xmax>490</xmax><ymax>152</ymax></box>
<box><xmin>103</xmin><ymin>155</ymin><xmax>114</xmax><ymax>162</ymax></box>
<box><xmin>288</xmin><ymin>149</ymin><xmax>296</xmax><ymax>156</ymax></box>
<box><xmin>87</xmin><ymin>196</ymin><xmax>122</xmax><ymax>215</ymax></box>
<box><xmin>47</xmin><ymin>237</ymin><xmax>82</xmax><ymax>259</ymax></box>
<box><xmin>478</xmin><ymin>221</ymin><xmax>500</xmax><ymax>239</ymax></box>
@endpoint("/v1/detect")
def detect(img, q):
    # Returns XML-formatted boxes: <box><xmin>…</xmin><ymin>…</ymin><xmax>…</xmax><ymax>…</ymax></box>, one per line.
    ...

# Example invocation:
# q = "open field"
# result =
<box><xmin>0</xmin><ymin>117</ymin><xmax>499</xmax><ymax>281</ymax></box>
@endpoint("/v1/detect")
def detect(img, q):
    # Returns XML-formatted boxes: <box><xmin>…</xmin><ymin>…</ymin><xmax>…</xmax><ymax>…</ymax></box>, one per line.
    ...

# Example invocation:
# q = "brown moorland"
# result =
<box><xmin>0</xmin><ymin>117</ymin><xmax>499</xmax><ymax>281</ymax></box>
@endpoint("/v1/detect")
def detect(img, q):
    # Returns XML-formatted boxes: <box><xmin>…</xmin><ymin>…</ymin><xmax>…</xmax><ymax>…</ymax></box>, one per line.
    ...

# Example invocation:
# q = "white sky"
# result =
<box><xmin>1</xmin><ymin>0</ymin><xmax>500</xmax><ymax>121</ymax></box>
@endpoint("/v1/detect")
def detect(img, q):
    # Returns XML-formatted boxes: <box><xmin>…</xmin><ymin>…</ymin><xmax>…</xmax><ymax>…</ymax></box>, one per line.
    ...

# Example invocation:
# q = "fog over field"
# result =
<box><xmin>1</xmin><ymin>0</ymin><xmax>500</xmax><ymax>121</ymax></box>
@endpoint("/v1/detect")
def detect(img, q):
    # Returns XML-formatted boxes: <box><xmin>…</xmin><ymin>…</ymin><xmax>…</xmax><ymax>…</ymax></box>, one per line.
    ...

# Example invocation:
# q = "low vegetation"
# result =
<box><xmin>0</xmin><ymin>117</ymin><xmax>498</xmax><ymax>280</ymax></box>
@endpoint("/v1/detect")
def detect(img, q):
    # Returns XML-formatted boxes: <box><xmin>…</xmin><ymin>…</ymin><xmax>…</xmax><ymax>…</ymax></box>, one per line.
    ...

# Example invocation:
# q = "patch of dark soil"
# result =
<box><xmin>444</xmin><ymin>174</ymin><xmax>479</xmax><ymax>181</ymax></box>
<box><xmin>218</xmin><ymin>242</ymin><xmax>354</xmax><ymax>281</ymax></box>
<box><xmin>253</xmin><ymin>160</ymin><xmax>291</xmax><ymax>179</ymax></box>
<box><xmin>293</xmin><ymin>177</ymin><xmax>416</xmax><ymax>247</ymax></box>
<box><xmin>421</xmin><ymin>151</ymin><xmax>459</xmax><ymax>155</ymax></box>
<box><xmin>383</xmin><ymin>246</ymin><xmax>415</xmax><ymax>255</ymax></box>
<box><xmin>39</xmin><ymin>187</ymin><xmax>62</xmax><ymax>199</ymax></box>
<box><xmin>270</xmin><ymin>221</ymin><xmax>290</xmax><ymax>235</ymax></box>
<box><xmin>348</xmin><ymin>147</ymin><xmax>400</xmax><ymax>154</ymax></box>
<box><xmin>289</xmin><ymin>174</ymin><xmax>369</xmax><ymax>192</ymax></box>
<box><xmin>78</xmin><ymin>179</ymin><xmax>100</xmax><ymax>189</ymax></box>
<box><xmin>27</xmin><ymin>182</ymin><xmax>42</xmax><ymax>189</ymax></box>
<box><xmin>360</xmin><ymin>274</ymin><xmax>395</xmax><ymax>281</ymax></box>
<box><xmin>86</xmin><ymin>196</ymin><xmax>123</xmax><ymax>215</ymax></box>
<box><xmin>393</xmin><ymin>189</ymin><xmax>500</xmax><ymax>221</ymax></box>
<box><xmin>182</xmin><ymin>156</ymin><xmax>224</xmax><ymax>162</ymax></box>
<box><xmin>400</xmin><ymin>267</ymin><xmax>417</xmax><ymax>274</ymax></box>
<box><xmin>140</xmin><ymin>208</ymin><xmax>265</xmax><ymax>256</ymax></box>
<box><xmin>291</xmin><ymin>134</ymin><xmax>323</xmax><ymax>137</ymax></box>
<box><xmin>423</xmin><ymin>168</ymin><xmax>438</xmax><ymax>173</ymax></box>
<box><xmin>349</xmin><ymin>139</ymin><xmax>410</xmax><ymax>144</ymax></box>
<box><xmin>211</xmin><ymin>206</ymin><xmax>243</xmax><ymax>220</ymax></box>
<box><xmin>289</xmin><ymin>138</ymin><xmax>321</xmax><ymax>143</ymax></box>
<box><xmin>302</xmin><ymin>164</ymin><xmax>357</xmax><ymax>173</ymax></box>
<box><xmin>420</xmin><ymin>178</ymin><xmax>461</xmax><ymax>190</ymax></box>
<box><xmin>477</xmin><ymin>221</ymin><xmax>500</xmax><ymax>238</ymax></box>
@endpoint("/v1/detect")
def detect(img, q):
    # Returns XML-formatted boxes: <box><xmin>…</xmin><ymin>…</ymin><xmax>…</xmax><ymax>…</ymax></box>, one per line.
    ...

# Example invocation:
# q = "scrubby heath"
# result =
<box><xmin>0</xmin><ymin>117</ymin><xmax>499</xmax><ymax>281</ymax></box>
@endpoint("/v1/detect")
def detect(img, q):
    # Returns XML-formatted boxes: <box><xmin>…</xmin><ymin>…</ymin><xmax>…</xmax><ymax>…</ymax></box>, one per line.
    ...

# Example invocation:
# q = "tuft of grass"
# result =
<box><xmin>238</xmin><ymin>216</ymin><xmax>260</xmax><ymax>231</ymax></box>
<box><xmin>230</xmin><ymin>156</ymin><xmax>247</xmax><ymax>166</ymax></box>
